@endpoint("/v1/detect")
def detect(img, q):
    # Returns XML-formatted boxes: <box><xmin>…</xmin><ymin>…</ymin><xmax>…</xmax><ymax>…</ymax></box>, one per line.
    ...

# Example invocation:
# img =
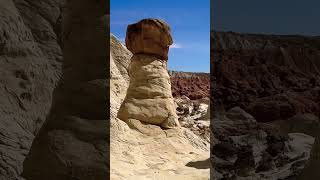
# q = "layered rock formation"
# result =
<box><xmin>110</xmin><ymin>20</ymin><xmax>210</xmax><ymax>179</ymax></box>
<box><xmin>110</xmin><ymin>34</ymin><xmax>132</xmax><ymax>120</ymax></box>
<box><xmin>111</xmin><ymin>31</ymin><xmax>209</xmax><ymax>179</ymax></box>
<box><xmin>211</xmin><ymin>31</ymin><xmax>320</xmax><ymax>122</ymax></box>
<box><xmin>211</xmin><ymin>31</ymin><xmax>320</xmax><ymax>179</ymax></box>
<box><xmin>170</xmin><ymin>71</ymin><xmax>210</xmax><ymax>100</ymax></box>
<box><xmin>117</xmin><ymin>19</ymin><xmax>180</xmax><ymax>129</ymax></box>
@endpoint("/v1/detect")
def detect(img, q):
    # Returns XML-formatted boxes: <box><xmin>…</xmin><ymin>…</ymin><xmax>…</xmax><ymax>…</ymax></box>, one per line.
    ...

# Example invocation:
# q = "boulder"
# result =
<box><xmin>125</xmin><ymin>18</ymin><xmax>173</xmax><ymax>60</ymax></box>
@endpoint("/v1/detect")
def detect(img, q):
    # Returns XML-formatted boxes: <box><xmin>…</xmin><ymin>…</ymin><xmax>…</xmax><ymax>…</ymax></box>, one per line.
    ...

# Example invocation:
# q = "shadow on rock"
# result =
<box><xmin>186</xmin><ymin>158</ymin><xmax>211</xmax><ymax>169</ymax></box>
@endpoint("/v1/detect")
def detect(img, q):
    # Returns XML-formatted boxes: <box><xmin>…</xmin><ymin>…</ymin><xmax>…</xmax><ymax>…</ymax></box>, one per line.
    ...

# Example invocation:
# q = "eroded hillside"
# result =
<box><xmin>211</xmin><ymin>31</ymin><xmax>320</xmax><ymax>180</ymax></box>
<box><xmin>211</xmin><ymin>31</ymin><xmax>320</xmax><ymax>122</ymax></box>
<box><xmin>170</xmin><ymin>71</ymin><xmax>210</xmax><ymax>100</ymax></box>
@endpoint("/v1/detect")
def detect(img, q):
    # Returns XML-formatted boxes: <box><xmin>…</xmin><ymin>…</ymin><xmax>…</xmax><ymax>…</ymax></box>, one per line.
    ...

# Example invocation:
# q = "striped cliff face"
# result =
<box><xmin>170</xmin><ymin>71</ymin><xmax>210</xmax><ymax>100</ymax></box>
<box><xmin>211</xmin><ymin>31</ymin><xmax>320</xmax><ymax>122</ymax></box>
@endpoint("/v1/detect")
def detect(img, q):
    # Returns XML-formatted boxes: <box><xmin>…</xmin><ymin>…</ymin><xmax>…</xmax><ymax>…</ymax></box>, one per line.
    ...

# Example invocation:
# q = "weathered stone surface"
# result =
<box><xmin>126</xmin><ymin>18</ymin><xmax>173</xmax><ymax>60</ymax></box>
<box><xmin>110</xmin><ymin>34</ymin><xmax>132</xmax><ymax>120</ymax></box>
<box><xmin>0</xmin><ymin>0</ymin><xmax>63</xmax><ymax>179</ymax></box>
<box><xmin>175</xmin><ymin>97</ymin><xmax>210</xmax><ymax>142</ymax></box>
<box><xmin>212</xmin><ymin>31</ymin><xmax>320</xmax><ymax>122</ymax></box>
<box><xmin>211</xmin><ymin>30</ymin><xmax>320</xmax><ymax>179</ymax></box>
<box><xmin>211</xmin><ymin>107</ymin><xmax>315</xmax><ymax>180</ymax></box>
<box><xmin>22</xmin><ymin>0</ymin><xmax>109</xmax><ymax>179</ymax></box>
<box><xmin>111</xmin><ymin>35</ymin><xmax>209</xmax><ymax>180</ymax></box>
<box><xmin>111</xmin><ymin>34</ymin><xmax>132</xmax><ymax>82</ymax></box>
<box><xmin>279</xmin><ymin>114</ymin><xmax>320</xmax><ymax>180</ymax></box>
<box><xmin>118</xmin><ymin>54</ymin><xmax>179</xmax><ymax>127</ymax></box>
<box><xmin>118</xmin><ymin>19</ymin><xmax>179</xmax><ymax>129</ymax></box>
<box><xmin>170</xmin><ymin>71</ymin><xmax>210</xmax><ymax>100</ymax></box>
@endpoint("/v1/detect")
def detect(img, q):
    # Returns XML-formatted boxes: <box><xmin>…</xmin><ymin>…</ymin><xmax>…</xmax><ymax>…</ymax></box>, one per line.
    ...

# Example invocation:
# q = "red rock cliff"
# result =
<box><xmin>170</xmin><ymin>71</ymin><xmax>210</xmax><ymax>100</ymax></box>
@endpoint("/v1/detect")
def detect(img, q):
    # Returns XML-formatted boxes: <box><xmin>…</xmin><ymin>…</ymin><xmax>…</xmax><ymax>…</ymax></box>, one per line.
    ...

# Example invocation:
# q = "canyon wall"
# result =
<box><xmin>212</xmin><ymin>31</ymin><xmax>320</xmax><ymax>122</ymax></box>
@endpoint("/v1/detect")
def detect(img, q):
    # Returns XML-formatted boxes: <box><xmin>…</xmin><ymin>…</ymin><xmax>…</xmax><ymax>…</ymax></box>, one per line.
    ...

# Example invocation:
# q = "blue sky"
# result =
<box><xmin>212</xmin><ymin>0</ymin><xmax>320</xmax><ymax>36</ymax></box>
<box><xmin>111</xmin><ymin>0</ymin><xmax>210</xmax><ymax>73</ymax></box>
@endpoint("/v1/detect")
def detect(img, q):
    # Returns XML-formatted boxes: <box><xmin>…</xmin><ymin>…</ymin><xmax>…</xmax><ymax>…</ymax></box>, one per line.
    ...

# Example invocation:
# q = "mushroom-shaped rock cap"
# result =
<box><xmin>125</xmin><ymin>18</ymin><xmax>173</xmax><ymax>60</ymax></box>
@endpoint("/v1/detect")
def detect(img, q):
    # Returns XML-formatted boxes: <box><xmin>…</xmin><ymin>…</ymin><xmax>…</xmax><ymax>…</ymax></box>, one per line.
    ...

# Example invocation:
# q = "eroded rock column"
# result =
<box><xmin>117</xmin><ymin>19</ymin><xmax>180</xmax><ymax>129</ymax></box>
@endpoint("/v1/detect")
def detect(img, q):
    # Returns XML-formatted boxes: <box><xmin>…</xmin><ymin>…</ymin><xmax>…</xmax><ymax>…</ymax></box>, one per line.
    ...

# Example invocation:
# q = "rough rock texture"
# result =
<box><xmin>0</xmin><ymin>1</ymin><xmax>63</xmax><ymax>179</ymax></box>
<box><xmin>110</xmin><ymin>34</ymin><xmax>132</xmax><ymax>120</ymax></box>
<box><xmin>170</xmin><ymin>71</ymin><xmax>210</xmax><ymax>100</ymax></box>
<box><xmin>277</xmin><ymin>114</ymin><xmax>320</xmax><ymax>180</ymax></box>
<box><xmin>211</xmin><ymin>107</ymin><xmax>315</xmax><ymax>180</ymax></box>
<box><xmin>212</xmin><ymin>31</ymin><xmax>320</xmax><ymax>122</ymax></box>
<box><xmin>111</xmin><ymin>35</ymin><xmax>210</xmax><ymax>179</ymax></box>
<box><xmin>126</xmin><ymin>18</ymin><xmax>172</xmax><ymax>60</ymax></box>
<box><xmin>22</xmin><ymin>0</ymin><xmax>109</xmax><ymax>179</ymax></box>
<box><xmin>175</xmin><ymin>96</ymin><xmax>210</xmax><ymax>142</ymax></box>
<box><xmin>211</xmin><ymin>31</ymin><xmax>320</xmax><ymax>179</ymax></box>
<box><xmin>118</xmin><ymin>19</ymin><xmax>180</xmax><ymax>129</ymax></box>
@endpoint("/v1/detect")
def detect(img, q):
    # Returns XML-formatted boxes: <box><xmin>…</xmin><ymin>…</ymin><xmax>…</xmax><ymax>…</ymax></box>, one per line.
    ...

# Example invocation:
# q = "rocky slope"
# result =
<box><xmin>110</xmin><ymin>34</ymin><xmax>210</xmax><ymax>180</ymax></box>
<box><xmin>211</xmin><ymin>31</ymin><xmax>320</xmax><ymax>179</ymax></box>
<box><xmin>211</xmin><ymin>31</ymin><xmax>320</xmax><ymax>122</ymax></box>
<box><xmin>211</xmin><ymin>107</ymin><xmax>315</xmax><ymax>180</ymax></box>
<box><xmin>170</xmin><ymin>71</ymin><xmax>210</xmax><ymax>100</ymax></box>
<box><xmin>175</xmin><ymin>96</ymin><xmax>210</xmax><ymax>142</ymax></box>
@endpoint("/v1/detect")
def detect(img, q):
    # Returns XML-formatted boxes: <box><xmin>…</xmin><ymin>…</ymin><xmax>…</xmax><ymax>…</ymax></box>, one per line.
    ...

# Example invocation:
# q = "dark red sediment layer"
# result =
<box><xmin>170</xmin><ymin>71</ymin><xmax>210</xmax><ymax>100</ymax></box>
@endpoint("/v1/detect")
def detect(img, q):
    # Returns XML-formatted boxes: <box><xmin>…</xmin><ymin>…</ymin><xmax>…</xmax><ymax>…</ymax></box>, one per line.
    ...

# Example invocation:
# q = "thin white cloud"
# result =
<box><xmin>170</xmin><ymin>43</ymin><xmax>182</xmax><ymax>49</ymax></box>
